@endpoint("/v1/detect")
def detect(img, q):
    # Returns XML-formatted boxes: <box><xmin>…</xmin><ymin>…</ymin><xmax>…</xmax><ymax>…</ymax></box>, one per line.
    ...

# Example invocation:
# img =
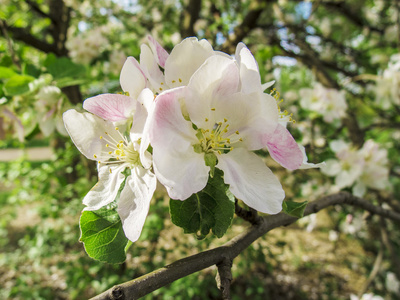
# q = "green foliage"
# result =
<box><xmin>282</xmin><ymin>200</ymin><xmax>308</xmax><ymax>218</ymax></box>
<box><xmin>170</xmin><ymin>168</ymin><xmax>235</xmax><ymax>239</ymax></box>
<box><xmin>80</xmin><ymin>206</ymin><xmax>129</xmax><ymax>264</ymax></box>
<box><xmin>3</xmin><ymin>74</ymin><xmax>35</xmax><ymax>96</ymax></box>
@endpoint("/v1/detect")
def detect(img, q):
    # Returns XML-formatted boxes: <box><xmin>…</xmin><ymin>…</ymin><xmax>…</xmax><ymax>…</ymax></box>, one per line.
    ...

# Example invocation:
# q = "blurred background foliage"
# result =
<box><xmin>0</xmin><ymin>0</ymin><xmax>400</xmax><ymax>299</ymax></box>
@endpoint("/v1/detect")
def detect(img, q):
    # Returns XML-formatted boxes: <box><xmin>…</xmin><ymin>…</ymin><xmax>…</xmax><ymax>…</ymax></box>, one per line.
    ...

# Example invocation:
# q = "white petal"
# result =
<box><xmin>120</xmin><ymin>56</ymin><xmax>147</xmax><ymax>99</ymax></box>
<box><xmin>149</xmin><ymin>88</ymin><xmax>209</xmax><ymax>199</ymax></box>
<box><xmin>298</xmin><ymin>145</ymin><xmax>326</xmax><ymax>169</ymax></box>
<box><xmin>235</xmin><ymin>42</ymin><xmax>262</xmax><ymax>94</ymax></box>
<box><xmin>217</xmin><ymin>148</ymin><xmax>285</xmax><ymax>214</ymax></box>
<box><xmin>117</xmin><ymin>167</ymin><xmax>157</xmax><ymax>242</ymax></box>
<box><xmin>63</xmin><ymin>109</ymin><xmax>116</xmax><ymax>160</ymax></box>
<box><xmin>321</xmin><ymin>159</ymin><xmax>342</xmax><ymax>176</ymax></box>
<box><xmin>164</xmin><ymin>37</ymin><xmax>215</xmax><ymax>88</ymax></box>
<box><xmin>140</xmin><ymin>44</ymin><xmax>165</xmax><ymax>91</ymax></box>
<box><xmin>186</xmin><ymin>55</ymin><xmax>239</xmax><ymax>128</ymax></box>
<box><xmin>83</xmin><ymin>164</ymin><xmax>126</xmax><ymax>210</ymax></box>
<box><xmin>153</xmin><ymin>144</ymin><xmax>209</xmax><ymax>200</ymax></box>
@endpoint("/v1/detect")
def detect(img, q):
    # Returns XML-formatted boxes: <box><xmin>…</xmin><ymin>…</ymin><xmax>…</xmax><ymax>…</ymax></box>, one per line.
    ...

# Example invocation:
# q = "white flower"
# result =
<box><xmin>299</xmin><ymin>83</ymin><xmax>347</xmax><ymax>123</ymax></box>
<box><xmin>375</xmin><ymin>53</ymin><xmax>400</xmax><ymax>108</ymax></box>
<box><xmin>63</xmin><ymin>90</ymin><xmax>156</xmax><ymax>242</ymax></box>
<box><xmin>148</xmin><ymin>52</ymin><xmax>304</xmax><ymax>214</ymax></box>
<box><xmin>386</xmin><ymin>272</ymin><xmax>400</xmax><ymax>295</ymax></box>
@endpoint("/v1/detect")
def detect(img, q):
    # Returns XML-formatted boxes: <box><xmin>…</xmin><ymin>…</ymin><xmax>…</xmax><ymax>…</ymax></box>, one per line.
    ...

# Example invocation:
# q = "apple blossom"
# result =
<box><xmin>63</xmin><ymin>90</ymin><xmax>156</xmax><ymax>242</ymax></box>
<box><xmin>321</xmin><ymin>140</ymin><xmax>364</xmax><ymax>190</ymax></box>
<box><xmin>299</xmin><ymin>83</ymin><xmax>347</xmax><ymax>123</ymax></box>
<box><xmin>149</xmin><ymin>53</ymin><xmax>304</xmax><ymax>214</ymax></box>
<box><xmin>120</xmin><ymin>36</ymin><xmax>222</xmax><ymax>99</ymax></box>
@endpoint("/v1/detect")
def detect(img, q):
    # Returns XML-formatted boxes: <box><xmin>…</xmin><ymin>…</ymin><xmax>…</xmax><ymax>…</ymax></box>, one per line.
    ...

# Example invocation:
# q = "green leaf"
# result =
<box><xmin>44</xmin><ymin>54</ymin><xmax>86</xmax><ymax>80</ymax></box>
<box><xmin>0</xmin><ymin>66</ymin><xmax>17</xmax><ymax>79</ymax></box>
<box><xmin>3</xmin><ymin>74</ymin><xmax>35</xmax><ymax>96</ymax></box>
<box><xmin>55</xmin><ymin>77</ymin><xmax>88</xmax><ymax>88</ymax></box>
<box><xmin>282</xmin><ymin>200</ymin><xmax>308</xmax><ymax>218</ymax></box>
<box><xmin>169</xmin><ymin>168</ymin><xmax>235</xmax><ymax>239</ymax></box>
<box><xmin>79</xmin><ymin>206</ymin><xmax>129</xmax><ymax>264</ymax></box>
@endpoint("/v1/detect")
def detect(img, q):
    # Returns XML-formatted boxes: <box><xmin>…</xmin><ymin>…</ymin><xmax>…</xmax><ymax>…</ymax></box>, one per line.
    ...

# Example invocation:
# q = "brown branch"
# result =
<box><xmin>181</xmin><ymin>0</ymin><xmax>202</xmax><ymax>38</ymax></box>
<box><xmin>235</xmin><ymin>199</ymin><xmax>262</xmax><ymax>225</ymax></box>
<box><xmin>91</xmin><ymin>192</ymin><xmax>400</xmax><ymax>300</ymax></box>
<box><xmin>0</xmin><ymin>20</ymin><xmax>58</xmax><ymax>54</ymax></box>
<box><xmin>216</xmin><ymin>258</ymin><xmax>233</xmax><ymax>300</ymax></box>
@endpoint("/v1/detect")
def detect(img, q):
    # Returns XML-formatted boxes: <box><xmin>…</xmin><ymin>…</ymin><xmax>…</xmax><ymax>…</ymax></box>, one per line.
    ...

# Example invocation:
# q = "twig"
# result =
<box><xmin>216</xmin><ymin>258</ymin><xmax>233</xmax><ymax>300</ymax></box>
<box><xmin>235</xmin><ymin>199</ymin><xmax>262</xmax><ymax>225</ymax></box>
<box><xmin>0</xmin><ymin>19</ymin><xmax>21</xmax><ymax>70</ymax></box>
<box><xmin>90</xmin><ymin>192</ymin><xmax>400</xmax><ymax>300</ymax></box>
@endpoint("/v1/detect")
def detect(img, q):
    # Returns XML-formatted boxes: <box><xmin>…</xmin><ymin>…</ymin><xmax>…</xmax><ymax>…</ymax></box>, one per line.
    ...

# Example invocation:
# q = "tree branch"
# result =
<box><xmin>216</xmin><ymin>258</ymin><xmax>233</xmax><ymax>300</ymax></box>
<box><xmin>91</xmin><ymin>192</ymin><xmax>400</xmax><ymax>300</ymax></box>
<box><xmin>0</xmin><ymin>20</ymin><xmax>58</xmax><ymax>54</ymax></box>
<box><xmin>181</xmin><ymin>0</ymin><xmax>202</xmax><ymax>38</ymax></box>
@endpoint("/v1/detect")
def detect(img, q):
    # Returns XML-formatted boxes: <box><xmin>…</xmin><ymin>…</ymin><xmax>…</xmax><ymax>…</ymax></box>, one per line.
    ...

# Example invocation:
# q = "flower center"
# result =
<box><xmin>193</xmin><ymin>117</ymin><xmax>243</xmax><ymax>155</ymax></box>
<box><xmin>93</xmin><ymin>126</ymin><xmax>140</xmax><ymax>167</ymax></box>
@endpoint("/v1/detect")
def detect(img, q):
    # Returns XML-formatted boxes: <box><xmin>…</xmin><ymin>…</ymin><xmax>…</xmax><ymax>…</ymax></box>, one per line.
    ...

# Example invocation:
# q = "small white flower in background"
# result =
<box><xmin>66</xmin><ymin>28</ymin><xmax>109</xmax><ymax>65</ymax></box>
<box><xmin>103</xmin><ymin>49</ymin><xmax>127</xmax><ymax>76</ymax></box>
<box><xmin>375</xmin><ymin>53</ymin><xmax>400</xmax><ymax>109</ymax></box>
<box><xmin>299</xmin><ymin>83</ymin><xmax>347</xmax><ymax>123</ymax></box>
<box><xmin>35</xmin><ymin>86</ymin><xmax>69</xmax><ymax>137</ymax></box>
<box><xmin>0</xmin><ymin>106</ymin><xmax>24</xmax><ymax>142</ymax></box>
<box><xmin>321</xmin><ymin>140</ymin><xmax>364</xmax><ymax>189</ymax></box>
<box><xmin>386</xmin><ymin>272</ymin><xmax>400</xmax><ymax>295</ymax></box>
<box><xmin>352</xmin><ymin>140</ymin><xmax>391</xmax><ymax>197</ymax></box>
<box><xmin>63</xmin><ymin>90</ymin><xmax>157</xmax><ymax>243</ymax></box>
<box><xmin>322</xmin><ymin>139</ymin><xmax>390</xmax><ymax>197</ymax></box>
<box><xmin>350</xmin><ymin>293</ymin><xmax>384</xmax><ymax>300</ymax></box>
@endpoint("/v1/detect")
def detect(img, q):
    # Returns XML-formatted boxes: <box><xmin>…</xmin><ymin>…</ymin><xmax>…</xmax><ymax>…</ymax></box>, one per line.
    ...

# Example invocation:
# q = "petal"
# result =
<box><xmin>164</xmin><ymin>37</ymin><xmax>215</xmax><ymax>88</ymax></box>
<box><xmin>63</xmin><ymin>109</ymin><xmax>116</xmax><ymax>160</ymax></box>
<box><xmin>120</xmin><ymin>56</ymin><xmax>147</xmax><ymax>99</ymax></box>
<box><xmin>212</xmin><ymin>92</ymin><xmax>278</xmax><ymax>150</ymax></box>
<box><xmin>153</xmin><ymin>144</ymin><xmax>209</xmax><ymax>200</ymax></box>
<box><xmin>265</xmin><ymin>124</ymin><xmax>303</xmax><ymax>170</ymax></box>
<box><xmin>117</xmin><ymin>167</ymin><xmax>157</xmax><ymax>242</ymax></box>
<box><xmin>297</xmin><ymin>144</ymin><xmax>326</xmax><ymax>169</ymax></box>
<box><xmin>149</xmin><ymin>88</ymin><xmax>209</xmax><ymax>199</ymax></box>
<box><xmin>217</xmin><ymin>148</ymin><xmax>285</xmax><ymax>214</ymax></box>
<box><xmin>235</xmin><ymin>43</ymin><xmax>262</xmax><ymax>94</ymax></box>
<box><xmin>149</xmin><ymin>87</ymin><xmax>197</xmax><ymax>149</ymax></box>
<box><xmin>83</xmin><ymin>94</ymin><xmax>136</xmax><ymax>122</ymax></box>
<box><xmin>83</xmin><ymin>164</ymin><xmax>126</xmax><ymax>210</ymax></box>
<box><xmin>147</xmin><ymin>35</ymin><xmax>169</xmax><ymax>68</ymax></box>
<box><xmin>140</xmin><ymin>44</ymin><xmax>165</xmax><ymax>92</ymax></box>
<box><xmin>186</xmin><ymin>55</ymin><xmax>239</xmax><ymax>127</ymax></box>
<box><xmin>321</xmin><ymin>159</ymin><xmax>342</xmax><ymax>176</ymax></box>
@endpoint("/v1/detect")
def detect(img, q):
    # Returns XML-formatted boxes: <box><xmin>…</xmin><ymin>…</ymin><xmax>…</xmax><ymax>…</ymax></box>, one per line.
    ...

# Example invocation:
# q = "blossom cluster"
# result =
<box><xmin>375</xmin><ymin>53</ymin><xmax>400</xmax><ymax>109</ymax></box>
<box><xmin>63</xmin><ymin>37</ymin><xmax>319</xmax><ymax>242</ymax></box>
<box><xmin>321</xmin><ymin>139</ymin><xmax>391</xmax><ymax>197</ymax></box>
<box><xmin>299</xmin><ymin>83</ymin><xmax>347</xmax><ymax>124</ymax></box>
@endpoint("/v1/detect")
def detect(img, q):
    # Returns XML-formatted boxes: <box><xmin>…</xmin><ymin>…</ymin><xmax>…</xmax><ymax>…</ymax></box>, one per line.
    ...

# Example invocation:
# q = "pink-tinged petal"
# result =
<box><xmin>83</xmin><ymin>164</ymin><xmax>126</xmax><ymax>210</ymax></box>
<box><xmin>83</xmin><ymin>94</ymin><xmax>136</xmax><ymax>122</ymax></box>
<box><xmin>153</xmin><ymin>144</ymin><xmax>209</xmax><ymax>200</ymax></box>
<box><xmin>235</xmin><ymin>43</ymin><xmax>262</xmax><ymax>94</ymax></box>
<box><xmin>140</xmin><ymin>44</ymin><xmax>165</xmax><ymax>92</ymax></box>
<box><xmin>117</xmin><ymin>167</ymin><xmax>157</xmax><ymax>242</ymax></box>
<box><xmin>149</xmin><ymin>88</ymin><xmax>208</xmax><ymax>199</ymax></box>
<box><xmin>147</xmin><ymin>35</ymin><xmax>169</xmax><ymax>68</ymax></box>
<box><xmin>217</xmin><ymin>148</ymin><xmax>285</xmax><ymax>214</ymax></box>
<box><xmin>165</xmin><ymin>37</ymin><xmax>215</xmax><ymax>88</ymax></box>
<box><xmin>265</xmin><ymin>124</ymin><xmax>303</xmax><ymax>170</ymax></box>
<box><xmin>149</xmin><ymin>87</ymin><xmax>197</xmax><ymax>149</ymax></box>
<box><xmin>120</xmin><ymin>56</ymin><xmax>147</xmax><ymax>99</ymax></box>
<box><xmin>63</xmin><ymin>109</ymin><xmax>116</xmax><ymax>160</ymax></box>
